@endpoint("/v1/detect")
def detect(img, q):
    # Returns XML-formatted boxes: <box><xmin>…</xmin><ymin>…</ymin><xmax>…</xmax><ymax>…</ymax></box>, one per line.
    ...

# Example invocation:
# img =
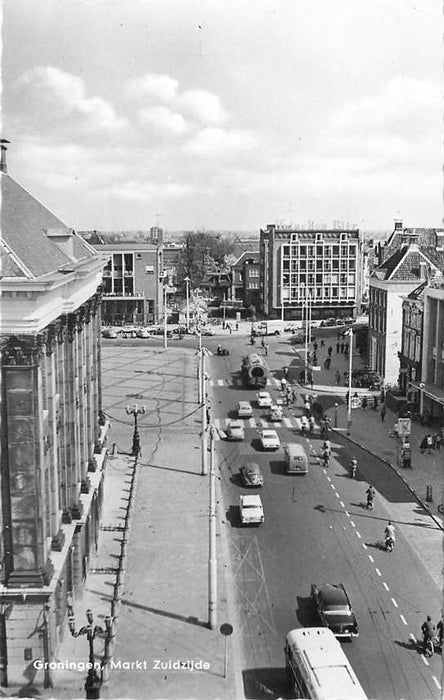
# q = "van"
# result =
<box><xmin>284</xmin><ymin>443</ymin><xmax>308</xmax><ymax>474</ymax></box>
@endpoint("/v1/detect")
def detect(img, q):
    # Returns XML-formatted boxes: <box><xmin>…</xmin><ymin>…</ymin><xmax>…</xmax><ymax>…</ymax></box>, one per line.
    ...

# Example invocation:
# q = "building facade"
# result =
<box><xmin>259</xmin><ymin>224</ymin><xmax>362</xmax><ymax>320</ymax></box>
<box><xmin>231</xmin><ymin>251</ymin><xmax>260</xmax><ymax>310</ymax></box>
<box><xmin>94</xmin><ymin>242</ymin><xmax>163</xmax><ymax>326</ymax></box>
<box><xmin>417</xmin><ymin>280</ymin><xmax>444</xmax><ymax>425</ymax></box>
<box><xmin>398</xmin><ymin>283</ymin><xmax>425</xmax><ymax>398</ymax></box>
<box><xmin>0</xmin><ymin>164</ymin><xmax>107</xmax><ymax>686</ymax></box>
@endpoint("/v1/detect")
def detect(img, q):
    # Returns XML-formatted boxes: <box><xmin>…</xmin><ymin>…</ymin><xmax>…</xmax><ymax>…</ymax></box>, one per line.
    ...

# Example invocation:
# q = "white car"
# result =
<box><xmin>269</xmin><ymin>404</ymin><xmax>283</xmax><ymax>421</ymax></box>
<box><xmin>259</xmin><ymin>429</ymin><xmax>280</xmax><ymax>450</ymax></box>
<box><xmin>256</xmin><ymin>391</ymin><xmax>272</xmax><ymax>408</ymax></box>
<box><xmin>226</xmin><ymin>421</ymin><xmax>245</xmax><ymax>441</ymax></box>
<box><xmin>240</xmin><ymin>494</ymin><xmax>264</xmax><ymax>525</ymax></box>
<box><xmin>136</xmin><ymin>328</ymin><xmax>150</xmax><ymax>338</ymax></box>
<box><xmin>237</xmin><ymin>401</ymin><xmax>253</xmax><ymax>418</ymax></box>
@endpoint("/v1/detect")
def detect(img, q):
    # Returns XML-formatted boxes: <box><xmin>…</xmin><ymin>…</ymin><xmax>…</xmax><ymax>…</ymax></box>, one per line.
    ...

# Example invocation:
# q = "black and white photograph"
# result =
<box><xmin>0</xmin><ymin>1</ymin><xmax>443</xmax><ymax>699</ymax></box>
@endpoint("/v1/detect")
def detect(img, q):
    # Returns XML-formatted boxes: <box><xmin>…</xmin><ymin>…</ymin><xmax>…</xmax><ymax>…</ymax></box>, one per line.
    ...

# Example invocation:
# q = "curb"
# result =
<box><xmin>330</xmin><ymin>425</ymin><xmax>444</xmax><ymax>532</ymax></box>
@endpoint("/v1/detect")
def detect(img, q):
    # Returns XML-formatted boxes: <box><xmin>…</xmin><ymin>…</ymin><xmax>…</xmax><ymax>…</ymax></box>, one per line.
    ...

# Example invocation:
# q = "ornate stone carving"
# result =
<box><xmin>0</xmin><ymin>335</ymin><xmax>39</xmax><ymax>366</ymax></box>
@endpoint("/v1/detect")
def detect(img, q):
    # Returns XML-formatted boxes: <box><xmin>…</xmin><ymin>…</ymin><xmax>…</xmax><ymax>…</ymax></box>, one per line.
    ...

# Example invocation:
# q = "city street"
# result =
<box><xmin>204</xmin><ymin>330</ymin><xmax>442</xmax><ymax>700</ymax></box>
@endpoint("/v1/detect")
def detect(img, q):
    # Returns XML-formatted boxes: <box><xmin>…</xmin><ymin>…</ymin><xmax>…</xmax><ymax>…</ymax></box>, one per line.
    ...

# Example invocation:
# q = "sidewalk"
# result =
<box><xmin>26</xmin><ymin>346</ymin><xmax>241</xmax><ymax>700</ymax></box>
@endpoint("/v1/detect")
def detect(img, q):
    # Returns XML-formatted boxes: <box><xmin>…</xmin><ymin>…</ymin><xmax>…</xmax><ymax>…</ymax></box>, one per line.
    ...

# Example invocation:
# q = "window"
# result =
<box><xmin>283</xmin><ymin>245</ymin><xmax>290</xmax><ymax>257</ymax></box>
<box><xmin>248</xmin><ymin>269</ymin><xmax>260</xmax><ymax>277</ymax></box>
<box><xmin>145</xmin><ymin>265</ymin><xmax>154</xmax><ymax>274</ymax></box>
<box><xmin>307</xmin><ymin>260</ymin><xmax>314</xmax><ymax>271</ymax></box>
<box><xmin>323</xmin><ymin>259</ymin><xmax>331</xmax><ymax>271</ymax></box>
<box><xmin>307</xmin><ymin>246</ymin><xmax>314</xmax><ymax>257</ymax></box>
<box><xmin>340</xmin><ymin>260</ymin><xmax>347</xmax><ymax>270</ymax></box>
<box><xmin>316</xmin><ymin>260</ymin><xmax>322</xmax><ymax>270</ymax></box>
<box><xmin>249</xmin><ymin>281</ymin><xmax>260</xmax><ymax>289</ymax></box>
<box><xmin>332</xmin><ymin>259</ymin><xmax>339</xmax><ymax>270</ymax></box>
<box><xmin>146</xmin><ymin>299</ymin><xmax>154</xmax><ymax>314</ymax></box>
<box><xmin>341</xmin><ymin>246</ymin><xmax>348</xmax><ymax>256</ymax></box>
<box><xmin>332</xmin><ymin>245</ymin><xmax>339</xmax><ymax>256</ymax></box>
<box><xmin>300</xmin><ymin>245</ymin><xmax>307</xmax><ymax>256</ymax></box>
<box><xmin>332</xmin><ymin>287</ymin><xmax>338</xmax><ymax>297</ymax></box>
<box><xmin>324</xmin><ymin>245</ymin><xmax>331</xmax><ymax>257</ymax></box>
<box><xmin>316</xmin><ymin>246</ymin><xmax>323</xmax><ymax>256</ymax></box>
<box><xmin>349</xmin><ymin>260</ymin><xmax>356</xmax><ymax>270</ymax></box>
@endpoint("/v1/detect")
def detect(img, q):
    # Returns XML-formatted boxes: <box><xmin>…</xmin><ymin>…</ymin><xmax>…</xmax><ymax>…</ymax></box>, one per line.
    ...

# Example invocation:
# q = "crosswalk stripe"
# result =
<box><xmin>218</xmin><ymin>379</ymin><xmax>224</xmax><ymax>386</ymax></box>
<box><xmin>283</xmin><ymin>417</ymin><xmax>293</xmax><ymax>428</ymax></box>
<box><xmin>248</xmin><ymin>418</ymin><xmax>256</xmax><ymax>428</ymax></box>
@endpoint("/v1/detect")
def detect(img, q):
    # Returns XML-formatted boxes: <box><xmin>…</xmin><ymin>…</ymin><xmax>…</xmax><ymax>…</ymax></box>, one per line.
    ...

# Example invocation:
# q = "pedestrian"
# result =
<box><xmin>307</xmin><ymin>352</ymin><xmax>311</xmax><ymax>362</ymax></box>
<box><xmin>312</xmin><ymin>353</ymin><xmax>318</xmax><ymax>365</ymax></box>
<box><xmin>335</xmin><ymin>371</ymin><xmax>341</xmax><ymax>386</ymax></box>
<box><xmin>222</xmin><ymin>321</ymin><xmax>226</xmax><ymax>330</ymax></box>
<box><xmin>420</xmin><ymin>436</ymin><xmax>428</xmax><ymax>454</ymax></box>
<box><xmin>283</xmin><ymin>367</ymin><xmax>289</xmax><ymax>378</ymax></box>
<box><xmin>304</xmin><ymin>400</ymin><xmax>311</xmax><ymax>414</ymax></box>
<box><xmin>320</xmin><ymin>339</ymin><xmax>325</xmax><ymax>347</ymax></box>
<box><xmin>228</xmin><ymin>324</ymin><xmax>232</xmax><ymax>335</ymax></box>
<box><xmin>345</xmin><ymin>391</ymin><xmax>349</xmax><ymax>405</ymax></box>
<box><xmin>327</xmin><ymin>346</ymin><xmax>333</xmax><ymax>357</ymax></box>
<box><xmin>336</xmin><ymin>342</ymin><xmax>340</xmax><ymax>353</ymax></box>
<box><xmin>236</xmin><ymin>322</ymin><xmax>239</xmax><ymax>331</ymax></box>
<box><xmin>426</xmin><ymin>433</ymin><xmax>433</xmax><ymax>454</ymax></box>
<box><xmin>264</xmin><ymin>344</ymin><xmax>269</xmax><ymax>356</ymax></box>
<box><xmin>325</xmin><ymin>357</ymin><xmax>331</xmax><ymax>370</ymax></box>
<box><xmin>380</xmin><ymin>404</ymin><xmax>387</xmax><ymax>422</ymax></box>
<box><xmin>373</xmin><ymin>396</ymin><xmax>379</xmax><ymax>410</ymax></box>
<box><xmin>344</xmin><ymin>343</ymin><xmax>349</xmax><ymax>355</ymax></box>
<box><xmin>261</xmin><ymin>337</ymin><xmax>265</xmax><ymax>348</ymax></box>
<box><xmin>309</xmin><ymin>373</ymin><xmax>314</xmax><ymax>389</ymax></box>
<box><xmin>435</xmin><ymin>431</ymin><xmax>442</xmax><ymax>450</ymax></box>
<box><xmin>281</xmin><ymin>377</ymin><xmax>287</xmax><ymax>391</ymax></box>
<box><xmin>292</xmin><ymin>388</ymin><xmax>297</xmax><ymax>403</ymax></box>
<box><xmin>340</xmin><ymin>342</ymin><xmax>344</xmax><ymax>353</ymax></box>
<box><xmin>309</xmin><ymin>416</ymin><xmax>315</xmax><ymax>434</ymax></box>
<box><xmin>361</xmin><ymin>396</ymin><xmax>368</xmax><ymax>409</ymax></box>
<box><xmin>313</xmin><ymin>342</ymin><xmax>318</xmax><ymax>352</ymax></box>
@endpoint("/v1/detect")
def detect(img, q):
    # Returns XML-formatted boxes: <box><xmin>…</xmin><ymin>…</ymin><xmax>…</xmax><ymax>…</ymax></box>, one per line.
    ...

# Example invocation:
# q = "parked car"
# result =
<box><xmin>101</xmin><ymin>328</ymin><xmax>118</xmax><ymax>339</ymax></box>
<box><xmin>311</xmin><ymin>583</ymin><xmax>359</xmax><ymax>640</ymax></box>
<box><xmin>239</xmin><ymin>494</ymin><xmax>264</xmax><ymax>525</ymax></box>
<box><xmin>320</xmin><ymin>318</ymin><xmax>337</xmax><ymax>327</ymax></box>
<box><xmin>237</xmin><ymin>401</ymin><xmax>253</xmax><ymax>418</ymax></box>
<box><xmin>149</xmin><ymin>326</ymin><xmax>173</xmax><ymax>338</ymax></box>
<box><xmin>200</xmin><ymin>327</ymin><xmax>215</xmax><ymax>336</ymax></box>
<box><xmin>290</xmin><ymin>335</ymin><xmax>305</xmax><ymax>345</ymax></box>
<box><xmin>256</xmin><ymin>391</ymin><xmax>273</xmax><ymax>408</ymax></box>
<box><xmin>259</xmin><ymin>429</ymin><xmax>280</xmax><ymax>450</ymax></box>
<box><xmin>240</xmin><ymin>462</ymin><xmax>263</xmax><ymax>487</ymax></box>
<box><xmin>226</xmin><ymin>421</ymin><xmax>245</xmax><ymax>441</ymax></box>
<box><xmin>136</xmin><ymin>328</ymin><xmax>150</xmax><ymax>338</ymax></box>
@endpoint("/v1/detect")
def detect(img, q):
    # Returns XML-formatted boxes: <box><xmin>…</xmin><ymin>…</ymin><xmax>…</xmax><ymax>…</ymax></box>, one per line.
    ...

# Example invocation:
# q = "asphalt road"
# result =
<box><xmin>204</xmin><ymin>333</ymin><xmax>442</xmax><ymax>700</ymax></box>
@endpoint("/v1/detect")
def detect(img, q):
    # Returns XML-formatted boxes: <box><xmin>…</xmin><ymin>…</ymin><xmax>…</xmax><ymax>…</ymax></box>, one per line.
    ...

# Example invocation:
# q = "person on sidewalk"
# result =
<box><xmin>264</xmin><ymin>343</ymin><xmax>269</xmax><ymax>356</ymax></box>
<box><xmin>420</xmin><ymin>436</ymin><xmax>428</xmax><ymax>454</ymax></box>
<box><xmin>320</xmin><ymin>339</ymin><xmax>325</xmax><ymax>347</ymax></box>
<box><xmin>327</xmin><ymin>346</ymin><xmax>333</xmax><ymax>357</ymax></box>
<box><xmin>380</xmin><ymin>404</ymin><xmax>387</xmax><ymax>422</ymax></box>
<box><xmin>335</xmin><ymin>371</ymin><xmax>341</xmax><ymax>386</ymax></box>
<box><xmin>435</xmin><ymin>431</ymin><xmax>442</xmax><ymax>450</ymax></box>
<box><xmin>336</xmin><ymin>342</ymin><xmax>340</xmax><ymax>353</ymax></box>
<box><xmin>426</xmin><ymin>434</ymin><xmax>433</xmax><ymax>454</ymax></box>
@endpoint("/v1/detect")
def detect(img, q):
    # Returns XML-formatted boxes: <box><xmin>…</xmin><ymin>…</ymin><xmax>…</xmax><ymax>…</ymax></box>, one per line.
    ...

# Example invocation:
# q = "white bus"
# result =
<box><xmin>285</xmin><ymin>627</ymin><xmax>368</xmax><ymax>700</ymax></box>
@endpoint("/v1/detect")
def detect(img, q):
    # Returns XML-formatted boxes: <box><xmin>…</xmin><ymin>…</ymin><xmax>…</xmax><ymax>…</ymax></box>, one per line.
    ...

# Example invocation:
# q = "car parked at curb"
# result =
<box><xmin>101</xmin><ymin>328</ymin><xmax>118</xmax><ymax>339</ymax></box>
<box><xmin>136</xmin><ymin>328</ymin><xmax>150</xmax><ymax>338</ymax></box>
<box><xmin>311</xmin><ymin>583</ymin><xmax>359</xmax><ymax>640</ymax></box>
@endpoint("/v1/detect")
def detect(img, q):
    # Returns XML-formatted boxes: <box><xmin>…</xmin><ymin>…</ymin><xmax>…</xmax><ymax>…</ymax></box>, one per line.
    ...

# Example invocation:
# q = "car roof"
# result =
<box><xmin>262</xmin><ymin>429</ymin><xmax>278</xmax><ymax>437</ymax></box>
<box><xmin>230</xmin><ymin>421</ymin><xmax>243</xmax><ymax>428</ymax></box>
<box><xmin>238</xmin><ymin>400</ymin><xmax>251</xmax><ymax>406</ymax></box>
<box><xmin>316</xmin><ymin>584</ymin><xmax>348</xmax><ymax>605</ymax></box>
<box><xmin>241</xmin><ymin>494</ymin><xmax>262</xmax><ymax>506</ymax></box>
<box><xmin>242</xmin><ymin>462</ymin><xmax>261</xmax><ymax>472</ymax></box>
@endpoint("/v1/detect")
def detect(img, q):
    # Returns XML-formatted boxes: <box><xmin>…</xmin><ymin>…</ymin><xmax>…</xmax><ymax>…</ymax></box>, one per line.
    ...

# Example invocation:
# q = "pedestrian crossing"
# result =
<box><xmin>212</xmin><ymin>415</ymin><xmax>308</xmax><ymax>440</ymax></box>
<box><xmin>209</xmin><ymin>377</ymin><xmax>283</xmax><ymax>389</ymax></box>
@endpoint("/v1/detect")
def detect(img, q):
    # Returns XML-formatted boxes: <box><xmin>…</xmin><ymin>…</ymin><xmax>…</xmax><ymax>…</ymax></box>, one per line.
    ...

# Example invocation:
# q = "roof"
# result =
<box><xmin>232</xmin><ymin>250</ymin><xmax>260</xmax><ymax>268</ymax></box>
<box><xmin>1</xmin><ymin>173</ymin><xmax>96</xmax><ymax>279</ymax></box>
<box><xmin>371</xmin><ymin>245</ymin><xmax>439</xmax><ymax>282</ymax></box>
<box><xmin>406</xmin><ymin>281</ymin><xmax>427</xmax><ymax>300</ymax></box>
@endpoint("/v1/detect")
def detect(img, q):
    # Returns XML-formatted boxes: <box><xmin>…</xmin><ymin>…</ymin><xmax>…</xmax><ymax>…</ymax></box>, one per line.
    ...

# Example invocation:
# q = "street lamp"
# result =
<box><xmin>334</xmin><ymin>402</ymin><xmax>338</xmax><ymax>428</ymax></box>
<box><xmin>125</xmin><ymin>404</ymin><xmax>146</xmax><ymax>456</ymax></box>
<box><xmin>184</xmin><ymin>276</ymin><xmax>190</xmax><ymax>332</ymax></box>
<box><xmin>67</xmin><ymin>606</ymin><xmax>113</xmax><ymax>699</ymax></box>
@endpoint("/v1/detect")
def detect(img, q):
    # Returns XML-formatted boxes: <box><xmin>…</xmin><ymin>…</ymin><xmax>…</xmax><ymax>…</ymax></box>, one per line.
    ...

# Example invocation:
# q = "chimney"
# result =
<box><xmin>0</xmin><ymin>139</ymin><xmax>10</xmax><ymax>173</ymax></box>
<box><xmin>394</xmin><ymin>219</ymin><xmax>403</xmax><ymax>231</ymax></box>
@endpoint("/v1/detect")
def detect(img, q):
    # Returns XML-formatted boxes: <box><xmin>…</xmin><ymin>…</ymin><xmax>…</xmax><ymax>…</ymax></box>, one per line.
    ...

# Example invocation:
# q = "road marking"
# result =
<box><xmin>217</xmin><ymin>379</ymin><xmax>225</xmax><ymax>386</ymax></box>
<box><xmin>345</xmin><ymin>510</ymin><xmax>350</xmax><ymax>517</ymax></box>
<box><xmin>340</xmin><ymin>501</ymin><xmax>345</xmax><ymax>508</ymax></box>
<box><xmin>432</xmin><ymin>676</ymin><xmax>441</xmax><ymax>690</ymax></box>
<box><xmin>382</xmin><ymin>582</ymin><xmax>389</xmax><ymax>591</ymax></box>
<box><xmin>335</xmin><ymin>492</ymin><xmax>340</xmax><ymax>499</ymax></box>
<box><xmin>421</xmin><ymin>655</ymin><xmax>430</xmax><ymax>666</ymax></box>
<box><xmin>400</xmin><ymin>614</ymin><xmax>407</xmax><ymax>626</ymax></box>
<box><xmin>356</xmin><ymin>531</ymin><xmax>361</xmax><ymax>539</ymax></box>
<box><xmin>391</xmin><ymin>597</ymin><xmax>398</xmax><ymax>608</ymax></box>
<box><xmin>368</xmin><ymin>555</ymin><xmax>374</xmax><ymax>562</ymax></box>
<box><xmin>409</xmin><ymin>633</ymin><xmax>417</xmax><ymax>643</ymax></box>
<box><xmin>375</xmin><ymin>568</ymin><xmax>381</xmax><ymax>576</ymax></box>
<box><xmin>283</xmin><ymin>417</ymin><xmax>293</xmax><ymax>427</ymax></box>
<box><xmin>326</xmin><ymin>475</ymin><xmax>331</xmax><ymax>482</ymax></box>
<box><xmin>330</xmin><ymin>483</ymin><xmax>335</xmax><ymax>490</ymax></box>
<box><xmin>350</xmin><ymin>520</ymin><xmax>355</xmax><ymax>528</ymax></box>
<box><xmin>362</xmin><ymin>542</ymin><xmax>367</xmax><ymax>550</ymax></box>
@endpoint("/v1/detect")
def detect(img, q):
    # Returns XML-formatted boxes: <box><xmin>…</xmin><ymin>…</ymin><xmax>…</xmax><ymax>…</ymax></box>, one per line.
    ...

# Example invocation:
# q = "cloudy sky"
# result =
<box><xmin>3</xmin><ymin>0</ymin><xmax>442</xmax><ymax>232</ymax></box>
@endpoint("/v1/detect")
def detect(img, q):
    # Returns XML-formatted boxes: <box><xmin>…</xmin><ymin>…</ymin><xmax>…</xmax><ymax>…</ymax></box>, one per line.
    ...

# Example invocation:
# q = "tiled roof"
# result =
<box><xmin>1</xmin><ymin>174</ymin><xmax>95</xmax><ymax>279</ymax></box>
<box><xmin>406</xmin><ymin>281</ymin><xmax>427</xmax><ymax>300</ymax></box>
<box><xmin>372</xmin><ymin>245</ymin><xmax>439</xmax><ymax>281</ymax></box>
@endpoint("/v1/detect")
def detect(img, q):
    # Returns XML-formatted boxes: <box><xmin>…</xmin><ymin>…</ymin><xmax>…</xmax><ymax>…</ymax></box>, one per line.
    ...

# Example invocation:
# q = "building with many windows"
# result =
<box><xmin>416</xmin><ymin>280</ymin><xmax>444</xmax><ymax>425</ymax></box>
<box><xmin>230</xmin><ymin>251</ymin><xmax>260</xmax><ymax>310</ymax></box>
<box><xmin>0</xmin><ymin>154</ymin><xmax>107</xmax><ymax>686</ymax></box>
<box><xmin>259</xmin><ymin>224</ymin><xmax>362</xmax><ymax>320</ymax></box>
<box><xmin>399</xmin><ymin>282</ymin><xmax>425</xmax><ymax>398</ymax></box>
<box><xmin>93</xmin><ymin>242</ymin><xmax>163</xmax><ymax>326</ymax></box>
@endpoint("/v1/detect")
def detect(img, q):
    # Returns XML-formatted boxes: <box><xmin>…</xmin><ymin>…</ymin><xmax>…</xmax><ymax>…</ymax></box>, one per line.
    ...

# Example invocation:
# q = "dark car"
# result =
<box><xmin>311</xmin><ymin>583</ymin><xmax>359</xmax><ymax>640</ymax></box>
<box><xmin>240</xmin><ymin>462</ymin><xmax>264</xmax><ymax>487</ymax></box>
<box><xmin>290</xmin><ymin>335</ymin><xmax>305</xmax><ymax>345</ymax></box>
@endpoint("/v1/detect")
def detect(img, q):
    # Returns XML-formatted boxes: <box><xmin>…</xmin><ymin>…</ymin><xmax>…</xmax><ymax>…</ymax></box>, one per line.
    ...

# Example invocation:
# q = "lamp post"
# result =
<box><xmin>208</xmin><ymin>424</ymin><xmax>217</xmax><ymax>628</ymax></box>
<box><xmin>334</xmin><ymin>402</ymin><xmax>338</xmax><ymax>428</ymax></box>
<box><xmin>125</xmin><ymin>404</ymin><xmax>146</xmax><ymax>457</ymax></box>
<box><xmin>184</xmin><ymin>276</ymin><xmax>190</xmax><ymax>332</ymax></box>
<box><xmin>67</xmin><ymin>606</ymin><xmax>113</xmax><ymax>699</ymax></box>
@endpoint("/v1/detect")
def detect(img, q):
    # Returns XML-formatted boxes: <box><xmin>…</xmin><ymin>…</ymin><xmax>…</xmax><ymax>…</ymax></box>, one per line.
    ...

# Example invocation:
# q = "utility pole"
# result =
<box><xmin>208</xmin><ymin>426</ymin><xmax>217</xmax><ymax>629</ymax></box>
<box><xmin>201</xmin><ymin>349</ymin><xmax>208</xmax><ymax>476</ymax></box>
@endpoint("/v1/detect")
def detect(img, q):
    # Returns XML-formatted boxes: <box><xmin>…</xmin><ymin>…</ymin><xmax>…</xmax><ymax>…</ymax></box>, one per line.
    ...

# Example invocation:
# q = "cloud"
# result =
<box><xmin>106</xmin><ymin>180</ymin><xmax>195</xmax><ymax>201</ymax></box>
<box><xmin>138</xmin><ymin>106</ymin><xmax>188</xmax><ymax>137</ymax></box>
<box><xmin>177</xmin><ymin>89</ymin><xmax>228</xmax><ymax>126</ymax></box>
<box><xmin>184</xmin><ymin>127</ymin><xmax>256</xmax><ymax>156</ymax></box>
<box><xmin>127</xmin><ymin>73</ymin><xmax>179</xmax><ymax>102</ymax></box>
<box><xmin>18</xmin><ymin>66</ymin><xmax>126</xmax><ymax>133</ymax></box>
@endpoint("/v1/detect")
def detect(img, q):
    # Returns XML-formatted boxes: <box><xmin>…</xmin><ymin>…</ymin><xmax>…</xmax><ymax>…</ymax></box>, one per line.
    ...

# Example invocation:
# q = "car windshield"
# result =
<box><xmin>263</xmin><ymin>431</ymin><xmax>276</xmax><ymax>438</ymax></box>
<box><xmin>324</xmin><ymin>607</ymin><xmax>351</xmax><ymax>615</ymax></box>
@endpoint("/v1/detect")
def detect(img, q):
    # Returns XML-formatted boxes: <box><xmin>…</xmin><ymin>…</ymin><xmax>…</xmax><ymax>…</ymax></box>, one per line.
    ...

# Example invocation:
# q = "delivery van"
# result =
<box><xmin>284</xmin><ymin>443</ymin><xmax>308</xmax><ymax>474</ymax></box>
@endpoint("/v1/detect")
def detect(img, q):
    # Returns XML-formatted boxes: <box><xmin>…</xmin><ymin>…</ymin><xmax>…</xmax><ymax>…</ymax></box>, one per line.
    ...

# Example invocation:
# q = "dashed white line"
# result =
<box><xmin>409</xmin><ymin>633</ymin><xmax>417</xmax><ymax>643</ymax></box>
<box><xmin>421</xmin><ymin>655</ymin><xmax>430</xmax><ymax>666</ymax></box>
<box><xmin>432</xmin><ymin>676</ymin><xmax>441</xmax><ymax>690</ymax></box>
<box><xmin>391</xmin><ymin>597</ymin><xmax>398</xmax><ymax>608</ymax></box>
<box><xmin>382</xmin><ymin>582</ymin><xmax>389</xmax><ymax>591</ymax></box>
<box><xmin>340</xmin><ymin>501</ymin><xmax>345</xmax><ymax>508</ymax></box>
<box><xmin>362</xmin><ymin>542</ymin><xmax>367</xmax><ymax>550</ymax></box>
<box><xmin>350</xmin><ymin>521</ymin><xmax>355</xmax><ymax>528</ymax></box>
<box><xmin>335</xmin><ymin>492</ymin><xmax>340</xmax><ymax>499</ymax></box>
<box><xmin>368</xmin><ymin>554</ymin><xmax>374</xmax><ymax>562</ymax></box>
<box><xmin>345</xmin><ymin>510</ymin><xmax>350</xmax><ymax>517</ymax></box>
<box><xmin>400</xmin><ymin>614</ymin><xmax>407</xmax><ymax>626</ymax></box>
<box><xmin>356</xmin><ymin>531</ymin><xmax>361</xmax><ymax>539</ymax></box>
<box><xmin>326</xmin><ymin>476</ymin><xmax>332</xmax><ymax>482</ymax></box>
<box><xmin>375</xmin><ymin>568</ymin><xmax>381</xmax><ymax>576</ymax></box>
<box><xmin>330</xmin><ymin>483</ymin><xmax>335</xmax><ymax>490</ymax></box>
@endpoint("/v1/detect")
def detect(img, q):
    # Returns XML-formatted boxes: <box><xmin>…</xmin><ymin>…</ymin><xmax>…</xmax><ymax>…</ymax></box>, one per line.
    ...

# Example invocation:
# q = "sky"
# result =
<box><xmin>3</xmin><ymin>0</ymin><xmax>443</xmax><ymax>232</ymax></box>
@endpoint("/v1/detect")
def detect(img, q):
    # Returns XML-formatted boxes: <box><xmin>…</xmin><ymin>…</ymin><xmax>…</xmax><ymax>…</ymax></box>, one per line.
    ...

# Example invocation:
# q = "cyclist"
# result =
<box><xmin>321</xmin><ymin>447</ymin><xmax>330</xmax><ymax>467</ymax></box>
<box><xmin>384</xmin><ymin>521</ymin><xmax>395</xmax><ymax>550</ymax></box>
<box><xmin>323</xmin><ymin>439</ymin><xmax>331</xmax><ymax>456</ymax></box>
<box><xmin>421</xmin><ymin>616</ymin><xmax>435</xmax><ymax>646</ymax></box>
<box><xmin>436</xmin><ymin>617</ymin><xmax>443</xmax><ymax>650</ymax></box>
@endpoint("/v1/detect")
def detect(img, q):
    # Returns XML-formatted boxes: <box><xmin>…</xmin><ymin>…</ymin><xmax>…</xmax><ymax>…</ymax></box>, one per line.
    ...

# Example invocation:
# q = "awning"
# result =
<box><xmin>409</xmin><ymin>380</ymin><xmax>444</xmax><ymax>405</ymax></box>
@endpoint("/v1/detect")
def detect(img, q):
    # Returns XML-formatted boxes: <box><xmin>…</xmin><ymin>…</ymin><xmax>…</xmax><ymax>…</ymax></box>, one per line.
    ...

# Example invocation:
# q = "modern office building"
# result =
<box><xmin>92</xmin><ymin>242</ymin><xmax>163</xmax><ymax>326</ymax></box>
<box><xmin>0</xmin><ymin>151</ymin><xmax>108</xmax><ymax>686</ymax></box>
<box><xmin>259</xmin><ymin>224</ymin><xmax>362</xmax><ymax>320</ymax></box>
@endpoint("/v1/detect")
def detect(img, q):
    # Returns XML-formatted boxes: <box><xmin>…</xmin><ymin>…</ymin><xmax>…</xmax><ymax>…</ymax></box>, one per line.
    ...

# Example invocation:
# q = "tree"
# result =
<box><xmin>176</xmin><ymin>231</ymin><xmax>236</xmax><ymax>289</ymax></box>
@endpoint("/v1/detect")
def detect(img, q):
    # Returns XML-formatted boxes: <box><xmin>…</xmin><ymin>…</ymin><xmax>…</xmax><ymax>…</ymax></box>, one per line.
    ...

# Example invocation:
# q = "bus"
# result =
<box><xmin>284</xmin><ymin>627</ymin><xmax>368</xmax><ymax>700</ymax></box>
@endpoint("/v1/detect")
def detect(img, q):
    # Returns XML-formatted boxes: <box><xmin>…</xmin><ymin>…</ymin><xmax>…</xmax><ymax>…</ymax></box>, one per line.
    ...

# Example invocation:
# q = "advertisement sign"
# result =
<box><xmin>397</xmin><ymin>418</ymin><xmax>411</xmax><ymax>436</ymax></box>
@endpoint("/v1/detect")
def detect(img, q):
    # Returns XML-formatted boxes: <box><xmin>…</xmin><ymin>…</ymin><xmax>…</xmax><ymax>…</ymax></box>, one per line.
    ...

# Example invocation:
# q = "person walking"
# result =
<box><xmin>435</xmin><ymin>431</ymin><xmax>442</xmax><ymax>450</ymax></box>
<box><xmin>380</xmin><ymin>404</ymin><xmax>387</xmax><ymax>422</ymax></box>
<box><xmin>426</xmin><ymin>433</ymin><xmax>433</xmax><ymax>455</ymax></box>
<box><xmin>264</xmin><ymin>343</ymin><xmax>269</xmax><ymax>356</ymax></box>
<box><xmin>340</xmin><ymin>342</ymin><xmax>345</xmax><ymax>353</ymax></box>
<box><xmin>261</xmin><ymin>337</ymin><xmax>265</xmax><ymax>348</ymax></box>
<box><xmin>327</xmin><ymin>346</ymin><xmax>333</xmax><ymax>357</ymax></box>
<box><xmin>320</xmin><ymin>339</ymin><xmax>325</xmax><ymax>347</ymax></box>
<box><xmin>335</xmin><ymin>370</ymin><xmax>341</xmax><ymax>386</ymax></box>
<box><xmin>313</xmin><ymin>341</ymin><xmax>318</xmax><ymax>352</ymax></box>
<box><xmin>309</xmin><ymin>373</ymin><xmax>314</xmax><ymax>390</ymax></box>
<box><xmin>336</xmin><ymin>342</ymin><xmax>340</xmax><ymax>353</ymax></box>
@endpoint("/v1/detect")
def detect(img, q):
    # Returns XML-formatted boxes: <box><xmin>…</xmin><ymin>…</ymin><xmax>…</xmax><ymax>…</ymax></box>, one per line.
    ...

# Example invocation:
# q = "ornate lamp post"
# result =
<box><xmin>67</xmin><ymin>606</ymin><xmax>113</xmax><ymax>699</ymax></box>
<box><xmin>125</xmin><ymin>404</ymin><xmax>146</xmax><ymax>456</ymax></box>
